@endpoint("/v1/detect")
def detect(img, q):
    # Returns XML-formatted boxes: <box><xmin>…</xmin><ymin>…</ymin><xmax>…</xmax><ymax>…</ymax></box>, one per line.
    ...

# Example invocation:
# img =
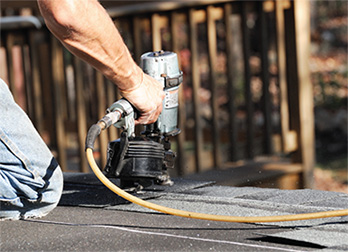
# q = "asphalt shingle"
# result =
<box><xmin>1</xmin><ymin>173</ymin><xmax>347</xmax><ymax>252</ymax></box>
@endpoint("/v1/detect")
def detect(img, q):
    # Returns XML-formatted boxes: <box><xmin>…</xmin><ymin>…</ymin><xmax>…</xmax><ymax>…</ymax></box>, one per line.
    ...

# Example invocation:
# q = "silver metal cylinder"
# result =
<box><xmin>141</xmin><ymin>51</ymin><xmax>182</xmax><ymax>134</ymax></box>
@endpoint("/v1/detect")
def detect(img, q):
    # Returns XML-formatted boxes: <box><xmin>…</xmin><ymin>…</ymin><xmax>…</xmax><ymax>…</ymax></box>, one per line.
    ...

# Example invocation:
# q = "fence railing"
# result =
<box><xmin>0</xmin><ymin>0</ymin><xmax>315</xmax><ymax>188</ymax></box>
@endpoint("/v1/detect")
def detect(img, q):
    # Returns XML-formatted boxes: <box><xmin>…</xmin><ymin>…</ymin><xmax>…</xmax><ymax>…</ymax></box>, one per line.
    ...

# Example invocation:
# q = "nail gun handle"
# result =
<box><xmin>107</xmin><ymin>98</ymin><xmax>136</xmax><ymax>137</ymax></box>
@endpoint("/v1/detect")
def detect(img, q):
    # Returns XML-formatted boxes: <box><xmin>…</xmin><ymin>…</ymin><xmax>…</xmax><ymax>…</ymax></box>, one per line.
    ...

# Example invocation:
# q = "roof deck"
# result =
<box><xmin>2</xmin><ymin>173</ymin><xmax>347</xmax><ymax>251</ymax></box>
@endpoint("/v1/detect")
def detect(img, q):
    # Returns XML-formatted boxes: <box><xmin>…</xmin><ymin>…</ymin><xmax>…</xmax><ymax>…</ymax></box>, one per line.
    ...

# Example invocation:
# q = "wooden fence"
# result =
<box><xmin>0</xmin><ymin>0</ymin><xmax>315</xmax><ymax>188</ymax></box>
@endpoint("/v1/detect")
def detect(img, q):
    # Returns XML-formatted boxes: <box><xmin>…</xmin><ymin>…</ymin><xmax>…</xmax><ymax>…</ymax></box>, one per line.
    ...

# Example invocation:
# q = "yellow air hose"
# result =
<box><xmin>86</xmin><ymin>148</ymin><xmax>348</xmax><ymax>223</ymax></box>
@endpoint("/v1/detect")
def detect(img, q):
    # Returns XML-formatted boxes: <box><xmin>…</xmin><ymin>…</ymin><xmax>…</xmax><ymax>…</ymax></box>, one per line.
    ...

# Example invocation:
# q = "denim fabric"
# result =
<box><xmin>0</xmin><ymin>79</ymin><xmax>63</xmax><ymax>220</ymax></box>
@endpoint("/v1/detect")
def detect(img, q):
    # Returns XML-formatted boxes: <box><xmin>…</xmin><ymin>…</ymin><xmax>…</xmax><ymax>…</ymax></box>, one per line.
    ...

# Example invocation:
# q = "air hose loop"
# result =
<box><xmin>85</xmin><ymin>124</ymin><xmax>102</xmax><ymax>150</ymax></box>
<box><xmin>86</xmin><ymin>147</ymin><xmax>348</xmax><ymax>223</ymax></box>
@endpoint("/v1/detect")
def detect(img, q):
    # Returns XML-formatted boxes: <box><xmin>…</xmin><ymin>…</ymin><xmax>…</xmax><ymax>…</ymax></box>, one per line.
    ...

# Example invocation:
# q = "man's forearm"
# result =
<box><xmin>38</xmin><ymin>0</ymin><xmax>142</xmax><ymax>90</ymax></box>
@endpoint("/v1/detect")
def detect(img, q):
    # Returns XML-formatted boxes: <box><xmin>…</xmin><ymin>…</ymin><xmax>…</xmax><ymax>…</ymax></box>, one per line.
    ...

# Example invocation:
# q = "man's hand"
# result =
<box><xmin>120</xmin><ymin>73</ymin><xmax>165</xmax><ymax>125</ymax></box>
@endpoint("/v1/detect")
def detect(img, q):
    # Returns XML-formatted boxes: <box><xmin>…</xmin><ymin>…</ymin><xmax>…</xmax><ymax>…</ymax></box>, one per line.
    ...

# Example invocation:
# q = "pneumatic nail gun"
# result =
<box><xmin>103</xmin><ymin>51</ymin><xmax>182</xmax><ymax>189</ymax></box>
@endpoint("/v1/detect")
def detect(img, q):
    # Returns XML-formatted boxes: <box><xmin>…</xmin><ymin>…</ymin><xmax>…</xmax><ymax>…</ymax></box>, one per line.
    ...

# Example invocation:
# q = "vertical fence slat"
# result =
<box><xmin>22</xmin><ymin>40</ymin><xmax>34</xmax><ymax>119</ymax></box>
<box><xmin>207</xmin><ymin>6</ymin><xmax>221</xmax><ymax>169</ymax></box>
<box><xmin>132</xmin><ymin>16</ymin><xmax>142</xmax><ymax>64</ymax></box>
<box><xmin>290</xmin><ymin>0</ymin><xmax>314</xmax><ymax>188</ymax></box>
<box><xmin>258</xmin><ymin>2</ymin><xmax>272</xmax><ymax>154</ymax></box>
<box><xmin>151</xmin><ymin>13</ymin><xmax>162</xmax><ymax>51</ymax></box>
<box><xmin>275</xmin><ymin>0</ymin><xmax>290</xmax><ymax>155</ymax></box>
<box><xmin>106</xmin><ymin>80</ymin><xmax>119</xmax><ymax>142</ymax></box>
<box><xmin>51</xmin><ymin>36</ymin><xmax>67</xmax><ymax>171</ymax></box>
<box><xmin>275</xmin><ymin>0</ymin><xmax>298</xmax><ymax>154</ymax></box>
<box><xmin>0</xmin><ymin>37</ymin><xmax>9</xmax><ymax>83</ymax></box>
<box><xmin>29</xmin><ymin>31</ymin><xmax>44</xmax><ymax>135</ymax></box>
<box><xmin>96</xmin><ymin>71</ymin><xmax>108</xmax><ymax>169</ymax></box>
<box><xmin>241</xmin><ymin>2</ymin><xmax>254</xmax><ymax>159</ymax></box>
<box><xmin>225</xmin><ymin>3</ymin><xmax>238</xmax><ymax>162</ymax></box>
<box><xmin>189</xmin><ymin>9</ymin><xmax>204</xmax><ymax>173</ymax></box>
<box><xmin>15</xmin><ymin>38</ymin><xmax>27</xmax><ymax>111</ymax></box>
<box><xmin>171</xmin><ymin>11</ymin><xmax>186</xmax><ymax>176</ymax></box>
<box><xmin>6</xmin><ymin>33</ymin><xmax>19</xmax><ymax>104</ymax></box>
<box><xmin>39</xmin><ymin>38</ymin><xmax>56</xmax><ymax>148</ymax></box>
<box><xmin>74</xmin><ymin>57</ymin><xmax>89</xmax><ymax>173</ymax></box>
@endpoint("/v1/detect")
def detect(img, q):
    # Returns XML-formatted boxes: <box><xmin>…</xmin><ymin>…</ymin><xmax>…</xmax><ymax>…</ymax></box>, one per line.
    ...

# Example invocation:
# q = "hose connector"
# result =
<box><xmin>85</xmin><ymin>99</ymin><xmax>134</xmax><ymax>150</ymax></box>
<box><xmin>98</xmin><ymin>110</ymin><xmax>122</xmax><ymax>130</ymax></box>
<box><xmin>108</xmin><ymin>99</ymin><xmax>135</xmax><ymax>137</ymax></box>
<box><xmin>85</xmin><ymin>111</ymin><xmax>122</xmax><ymax>151</ymax></box>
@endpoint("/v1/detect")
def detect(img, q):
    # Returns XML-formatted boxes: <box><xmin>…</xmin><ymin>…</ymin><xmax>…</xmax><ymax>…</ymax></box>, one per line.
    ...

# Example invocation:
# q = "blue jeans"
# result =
<box><xmin>0</xmin><ymin>79</ymin><xmax>63</xmax><ymax>220</ymax></box>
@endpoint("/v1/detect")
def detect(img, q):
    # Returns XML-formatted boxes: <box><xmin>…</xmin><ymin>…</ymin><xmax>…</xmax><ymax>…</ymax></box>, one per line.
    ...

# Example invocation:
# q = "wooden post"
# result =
<box><xmin>22</xmin><ymin>38</ymin><xmax>34</xmax><ymax>119</ymax></box>
<box><xmin>225</xmin><ymin>3</ymin><xmax>241</xmax><ymax>162</ymax></box>
<box><xmin>74</xmin><ymin>57</ymin><xmax>89</xmax><ymax>173</ymax></box>
<box><xmin>51</xmin><ymin>36</ymin><xmax>67</xmax><ymax>171</ymax></box>
<box><xmin>189</xmin><ymin>9</ymin><xmax>204</xmax><ymax>173</ymax></box>
<box><xmin>241</xmin><ymin>2</ymin><xmax>254</xmax><ymax>159</ymax></box>
<box><xmin>106</xmin><ymin>80</ymin><xmax>118</xmax><ymax>142</ymax></box>
<box><xmin>275</xmin><ymin>0</ymin><xmax>288</xmax><ymax>154</ymax></box>
<box><xmin>96</xmin><ymin>71</ymin><xmax>109</xmax><ymax>170</ymax></box>
<box><xmin>5</xmin><ymin>33</ymin><xmax>18</xmax><ymax>103</ymax></box>
<box><xmin>132</xmin><ymin>16</ymin><xmax>142</xmax><ymax>65</ymax></box>
<box><xmin>258</xmin><ymin>1</ymin><xmax>272</xmax><ymax>155</ymax></box>
<box><xmin>5</xmin><ymin>33</ymin><xmax>27</xmax><ymax>110</ymax></box>
<box><xmin>171</xmin><ymin>12</ymin><xmax>186</xmax><ymax>176</ymax></box>
<box><xmin>29</xmin><ymin>31</ymin><xmax>44</xmax><ymax>135</ymax></box>
<box><xmin>275</xmin><ymin>0</ymin><xmax>298</xmax><ymax>154</ymax></box>
<box><xmin>207</xmin><ymin>6</ymin><xmax>222</xmax><ymax>169</ymax></box>
<box><xmin>151</xmin><ymin>13</ymin><xmax>162</xmax><ymax>51</ymax></box>
<box><xmin>290</xmin><ymin>0</ymin><xmax>315</xmax><ymax>188</ymax></box>
<box><xmin>39</xmin><ymin>34</ymin><xmax>56</xmax><ymax>148</ymax></box>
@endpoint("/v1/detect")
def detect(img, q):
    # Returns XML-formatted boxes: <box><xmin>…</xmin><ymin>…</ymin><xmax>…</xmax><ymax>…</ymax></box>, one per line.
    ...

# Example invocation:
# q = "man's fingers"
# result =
<box><xmin>134</xmin><ymin>103</ymin><xmax>162</xmax><ymax>125</ymax></box>
<box><xmin>120</xmin><ymin>73</ymin><xmax>165</xmax><ymax>125</ymax></box>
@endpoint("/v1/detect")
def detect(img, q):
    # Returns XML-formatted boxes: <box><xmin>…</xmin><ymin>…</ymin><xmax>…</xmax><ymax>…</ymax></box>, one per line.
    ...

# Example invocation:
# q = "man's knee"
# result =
<box><xmin>0</xmin><ymin>158</ymin><xmax>63</xmax><ymax>220</ymax></box>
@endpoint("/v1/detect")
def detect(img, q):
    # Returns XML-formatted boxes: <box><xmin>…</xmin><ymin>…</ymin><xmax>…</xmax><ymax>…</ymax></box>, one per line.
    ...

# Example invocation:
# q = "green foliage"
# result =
<box><xmin>314</xmin><ymin>70</ymin><xmax>347</xmax><ymax>110</ymax></box>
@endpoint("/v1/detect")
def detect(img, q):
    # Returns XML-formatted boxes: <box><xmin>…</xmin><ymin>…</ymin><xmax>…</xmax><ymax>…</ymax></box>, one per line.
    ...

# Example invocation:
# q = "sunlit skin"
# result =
<box><xmin>37</xmin><ymin>0</ymin><xmax>164</xmax><ymax>125</ymax></box>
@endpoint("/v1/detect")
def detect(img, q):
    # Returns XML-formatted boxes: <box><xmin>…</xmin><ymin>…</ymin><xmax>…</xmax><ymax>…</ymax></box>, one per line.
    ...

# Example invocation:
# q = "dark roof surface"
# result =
<box><xmin>1</xmin><ymin>173</ymin><xmax>347</xmax><ymax>252</ymax></box>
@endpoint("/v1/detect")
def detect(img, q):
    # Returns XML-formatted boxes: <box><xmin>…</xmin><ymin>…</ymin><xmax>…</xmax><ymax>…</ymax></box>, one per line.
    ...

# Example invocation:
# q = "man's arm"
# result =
<box><xmin>37</xmin><ymin>0</ymin><xmax>164</xmax><ymax>124</ymax></box>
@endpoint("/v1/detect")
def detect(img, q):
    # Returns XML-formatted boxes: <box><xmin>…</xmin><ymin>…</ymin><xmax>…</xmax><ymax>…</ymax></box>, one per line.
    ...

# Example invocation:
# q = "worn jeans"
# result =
<box><xmin>0</xmin><ymin>79</ymin><xmax>63</xmax><ymax>220</ymax></box>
